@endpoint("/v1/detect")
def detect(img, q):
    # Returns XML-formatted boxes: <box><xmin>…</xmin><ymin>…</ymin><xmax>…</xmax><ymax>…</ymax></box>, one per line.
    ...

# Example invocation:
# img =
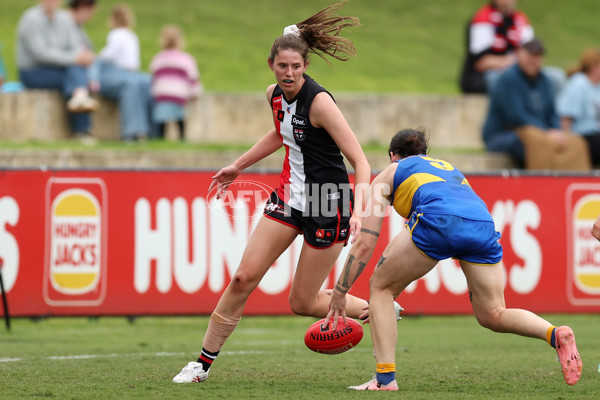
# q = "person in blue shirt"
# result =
<box><xmin>482</xmin><ymin>38</ymin><xmax>567</xmax><ymax>166</ymax></box>
<box><xmin>557</xmin><ymin>47</ymin><xmax>600</xmax><ymax>166</ymax></box>
<box><xmin>325</xmin><ymin>128</ymin><xmax>582</xmax><ymax>391</ymax></box>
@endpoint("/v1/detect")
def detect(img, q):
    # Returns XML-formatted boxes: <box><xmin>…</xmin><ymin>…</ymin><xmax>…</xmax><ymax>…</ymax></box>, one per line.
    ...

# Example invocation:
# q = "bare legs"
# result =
<box><xmin>368</xmin><ymin>227</ymin><xmax>553</xmax><ymax>367</ymax></box>
<box><xmin>205</xmin><ymin>216</ymin><xmax>368</xmax><ymax>353</ymax></box>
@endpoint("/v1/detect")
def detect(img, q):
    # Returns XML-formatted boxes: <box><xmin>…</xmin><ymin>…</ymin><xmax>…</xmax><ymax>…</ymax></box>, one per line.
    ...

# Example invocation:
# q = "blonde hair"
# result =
<box><xmin>160</xmin><ymin>25</ymin><xmax>185</xmax><ymax>50</ymax></box>
<box><xmin>567</xmin><ymin>47</ymin><xmax>600</xmax><ymax>77</ymax></box>
<box><xmin>109</xmin><ymin>4</ymin><xmax>135</xmax><ymax>29</ymax></box>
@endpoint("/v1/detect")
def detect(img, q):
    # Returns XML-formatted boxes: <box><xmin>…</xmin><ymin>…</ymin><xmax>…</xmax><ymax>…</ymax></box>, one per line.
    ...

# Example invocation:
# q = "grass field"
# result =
<box><xmin>0</xmin><ymin>314</ymin><xmax>598</xmax><ymax>399</ymax></box>
<box><xmin>0</xmin><ymin>0</ymin><xmax>598</xmax><ymax>93</ymax></box>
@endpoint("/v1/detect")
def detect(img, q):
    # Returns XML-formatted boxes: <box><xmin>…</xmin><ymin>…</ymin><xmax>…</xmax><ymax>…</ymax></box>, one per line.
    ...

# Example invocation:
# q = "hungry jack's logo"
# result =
<box><xmin>566</xmin><ymin>184</ymin><xmax>600</xmax><ymax>305</ymax></box>
<box><xmin>43</xmin><ymin>178</ymin><xmax>107</xmax><ymax>306</ymax></box>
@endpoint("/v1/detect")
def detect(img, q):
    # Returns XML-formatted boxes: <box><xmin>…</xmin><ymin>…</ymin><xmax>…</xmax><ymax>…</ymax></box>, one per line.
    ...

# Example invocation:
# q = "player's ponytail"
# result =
<box><xmin>269</xmin><ymin>1</ymin><xmax>360</xmax><ymax>64</ymax></box>
<box><xmin>389</xmin><ymin>128</ymin><xmax>429</xmax><ymax>160</ymax></box>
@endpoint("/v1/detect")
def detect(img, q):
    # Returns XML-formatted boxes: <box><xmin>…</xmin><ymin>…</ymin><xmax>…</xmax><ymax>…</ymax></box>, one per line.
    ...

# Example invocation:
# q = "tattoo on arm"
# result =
<box><xmin>376</xmin><ymin>255</ymin><xmax>387</xmax><ymax>268</ymax></box>
<box><xmin>335</xmin><ymin>284</ymin><xmax>348</xmax><ymax>295</ymax></box>
<box><xmin>335</xmin><ymin>255</ymin><xmax>367</xmax><ymax>295</ymax></box>
<box><xmin>353</xmin><ymin>261</ymin><xmax>367</xmax><ymax>283</ymax></box>
<box><xmin>360</xmin><ymin>228</ymin><xmax>380</xmax><ymax>237</ymax></box>
<box><xmin>339</xmin><ymin>254</ymin><xmax>354</xmax><ymax>290</ymax></box>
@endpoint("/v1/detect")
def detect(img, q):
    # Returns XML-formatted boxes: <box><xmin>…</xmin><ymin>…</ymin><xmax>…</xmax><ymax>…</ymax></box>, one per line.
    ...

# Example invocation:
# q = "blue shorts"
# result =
<box><xmin>406</xmin><ymin>211</ymin><xmax>503</xmax><ymax>265</ymax></box>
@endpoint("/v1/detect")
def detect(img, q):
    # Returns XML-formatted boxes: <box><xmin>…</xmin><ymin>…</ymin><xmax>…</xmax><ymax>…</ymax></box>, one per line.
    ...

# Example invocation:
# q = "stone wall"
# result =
<box><xmin>0</xmin><ymin>90</ymin><xmax>515</xmax><ymax>171</ymax></box>
<box><xmin>0</xmin><ymin>90</ymin><xmax>489</xmax><ymax>147</ymax></box>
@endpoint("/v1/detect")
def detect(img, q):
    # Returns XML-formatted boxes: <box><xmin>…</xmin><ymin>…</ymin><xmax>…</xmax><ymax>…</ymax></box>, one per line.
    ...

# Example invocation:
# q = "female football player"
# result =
<box><xmin>174</xmin><ymin>1</ymin><xmax>401</xmax><ymax>383</ymax></box>
<box><xmin>326</xmin><ymin>128</ymin><xmax>582</xmax><ymax>390</ymax></box>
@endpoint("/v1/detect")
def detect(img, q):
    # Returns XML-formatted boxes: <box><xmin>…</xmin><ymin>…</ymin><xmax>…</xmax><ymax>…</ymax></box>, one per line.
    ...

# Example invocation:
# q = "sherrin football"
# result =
<box><xmin>304</xmin><ymin>317</ymin><xmax>363</xmax><ymax>355</ymax></box>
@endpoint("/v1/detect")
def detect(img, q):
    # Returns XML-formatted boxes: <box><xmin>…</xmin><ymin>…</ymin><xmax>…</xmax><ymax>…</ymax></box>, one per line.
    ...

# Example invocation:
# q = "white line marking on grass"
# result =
<box><xmin>0</xmin><ymin>350</ymin><xmax>270</xmax><ymax>363</ymax></box>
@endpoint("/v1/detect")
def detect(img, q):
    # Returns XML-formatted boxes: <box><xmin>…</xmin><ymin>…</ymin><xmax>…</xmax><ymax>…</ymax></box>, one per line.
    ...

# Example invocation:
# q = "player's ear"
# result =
<box><xmin>268</xmin><ymin>58</ymin><xmax>274</xmax><ymax>71</ymax></box>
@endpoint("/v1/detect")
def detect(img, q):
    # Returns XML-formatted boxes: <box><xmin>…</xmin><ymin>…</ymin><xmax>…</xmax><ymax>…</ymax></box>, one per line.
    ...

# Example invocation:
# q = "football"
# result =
<box><xmin>304</xmin><ymin>317</ymin><xmax>363</xmax><ymax>355</ymax></box>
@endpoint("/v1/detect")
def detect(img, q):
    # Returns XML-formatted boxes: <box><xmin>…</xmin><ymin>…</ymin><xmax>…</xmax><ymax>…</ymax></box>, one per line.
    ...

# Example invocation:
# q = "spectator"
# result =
<box><xmin>556</xmin><ymin>47</ymin><xmax>600</xmax><ymax>166</ymax></box>
<box><xmin>149</xmin><ymin>25</ymin><xmax>201</xmax><ymax>141</ymax></box>
<box><xmin>460</xmin><ymin>0</ymin><xmax>564</xmax><ymax>95</ymax></box>
<box><xmin>88</xmin><ymin>3</ymin><xmax>152</xmax><ymax>141</ymax></box>
<box><xmin>17</xmin><ymin>0</ymin><xmax>97</xmax><ymax>140</ymax></box>
<box><xmin>482</xmin><ymin>39</ymin><xmax>590</xmax><ymax>170</ymax></box>
<box><xmin>68</xmin><ymin>0</ymin><xmax>96</xmax><ymax>50</ymax></box>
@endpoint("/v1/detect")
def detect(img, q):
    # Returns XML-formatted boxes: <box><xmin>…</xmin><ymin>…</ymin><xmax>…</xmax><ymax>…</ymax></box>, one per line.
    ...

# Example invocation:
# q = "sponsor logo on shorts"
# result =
<box><xmin>315</xmin><ymin>228</ymin><xmax>335</xmax><ymax>241</ymax></box>
<box><xmin>265</xmin><ymin>202</ymin><xmax>286</xmax><ymax>215</ymax></box>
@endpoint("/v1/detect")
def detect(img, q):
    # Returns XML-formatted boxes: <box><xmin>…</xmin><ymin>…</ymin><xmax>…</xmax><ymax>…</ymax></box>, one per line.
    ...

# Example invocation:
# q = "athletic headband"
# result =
<box><xmin>283</xmin><ymin>24</ymin><xmax>300</xmax><ymax>37</ymax></box>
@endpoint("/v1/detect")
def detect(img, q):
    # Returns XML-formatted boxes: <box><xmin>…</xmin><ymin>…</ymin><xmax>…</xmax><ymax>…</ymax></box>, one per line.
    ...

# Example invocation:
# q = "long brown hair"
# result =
<box><xmin>566</xmin><ymin>47</ymin><xmax>600</xmax><ymax>77</ymax></box>
<box><xmin>268</xmin><ymin>1</ymin><xmax>360</xmax><ymax>64</ymax></box>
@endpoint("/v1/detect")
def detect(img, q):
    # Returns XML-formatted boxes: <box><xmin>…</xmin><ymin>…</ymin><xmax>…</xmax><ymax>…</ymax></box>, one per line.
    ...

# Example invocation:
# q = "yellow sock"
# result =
<box><xmin>546</xmin><ymin>325</ymin><xmax>557</xmax><ymax>347</ymax></box>
<box><xmin>376</xmin><ymin>363</ymin><xmax>396</xmax><ymax>373</ymax></box>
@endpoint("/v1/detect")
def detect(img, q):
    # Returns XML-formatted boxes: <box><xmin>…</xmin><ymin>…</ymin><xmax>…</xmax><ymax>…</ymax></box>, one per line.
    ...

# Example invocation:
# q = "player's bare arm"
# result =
<box><xmin>326</xmin><ymin>168</ymin><xmax>394</xmax><ymax>329</ymax></box>
<box><xmin>208</xmin><ymin>85</ymin><xmax>283</xmax><ymax>198</ymax></box>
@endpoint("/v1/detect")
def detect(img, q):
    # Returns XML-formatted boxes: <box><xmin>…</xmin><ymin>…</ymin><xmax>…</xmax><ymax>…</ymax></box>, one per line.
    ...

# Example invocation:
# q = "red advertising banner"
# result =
<box><xmin>0</xmin><ymin>169</ymin><xmax>599</xmax><ymax>316</ymax></box>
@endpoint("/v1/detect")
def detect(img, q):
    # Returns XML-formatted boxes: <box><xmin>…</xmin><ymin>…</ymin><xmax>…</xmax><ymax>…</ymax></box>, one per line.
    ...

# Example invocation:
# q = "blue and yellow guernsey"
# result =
<box><xmin>391</xmin><ymin>155</ymin><xmax>493</xmax><ymax>222</ymax></box>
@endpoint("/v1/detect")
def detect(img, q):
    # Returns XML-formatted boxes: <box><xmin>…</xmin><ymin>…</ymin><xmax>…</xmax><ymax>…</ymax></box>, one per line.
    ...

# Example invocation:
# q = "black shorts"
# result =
<box><xmin>263</xmin><ymin>190</ymin><xmax>352</xmax><ymax>248</ymax></box>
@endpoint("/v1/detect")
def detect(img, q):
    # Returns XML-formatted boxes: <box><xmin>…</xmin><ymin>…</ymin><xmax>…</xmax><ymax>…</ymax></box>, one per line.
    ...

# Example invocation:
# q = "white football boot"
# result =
<box><xmin>172</xmin><ymin>361</ymin><xmax>209</xmax><ymax>383</ymax></box>
<box><xmin>394</xmin><ymin>301</ymin><xmax>404</xmax><ymax>321</ymax></box>
<box><xmin>349</xmin><ymin>377</ymin><xmax>399</xmax><ymax>391</ymax></box>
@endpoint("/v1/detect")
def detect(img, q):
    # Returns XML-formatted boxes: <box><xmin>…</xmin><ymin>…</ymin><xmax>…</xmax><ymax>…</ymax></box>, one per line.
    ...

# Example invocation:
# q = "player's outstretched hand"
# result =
<box><xmin>324</xmin><ymin>288</ymin><xmax>347</xmax><ymax>331</ymax></box>
<box><xmin>208</xmin><ymin>165</ymin><xmax>241</xmax><ymax>199</ymax></box>
<box><xmin>349</xmin><ymin>215</ymin><xmax>362</xmax><ymax>244</ymax></box>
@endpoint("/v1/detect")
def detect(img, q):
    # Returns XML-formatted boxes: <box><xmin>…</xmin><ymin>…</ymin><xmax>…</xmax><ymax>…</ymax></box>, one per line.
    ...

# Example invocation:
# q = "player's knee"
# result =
<box><xmin>229</xmin><ymin>270</ymin><xmax>259</xmax><ymax>294</ymax></box>
<box><xmin>474</xmin><ymin>308</ymin><xmax>504</xmax><ymax>332</ymax></box>
<box><xmin>369</xmin><ymin>274</ymin><xmax>386</xmax><ymax>293</ymax></box>
<box><xmin>288</xmin><ymin>296</ymin><xmax>312</xmax><ymax>316</ymax></box>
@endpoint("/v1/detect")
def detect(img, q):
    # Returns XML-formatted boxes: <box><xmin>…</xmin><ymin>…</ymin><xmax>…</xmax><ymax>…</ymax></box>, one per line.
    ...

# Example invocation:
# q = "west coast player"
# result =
<box><xmin>326</xmin><ymin>128</ymin><xmax>582</xmax><ymax>390</ymax></box>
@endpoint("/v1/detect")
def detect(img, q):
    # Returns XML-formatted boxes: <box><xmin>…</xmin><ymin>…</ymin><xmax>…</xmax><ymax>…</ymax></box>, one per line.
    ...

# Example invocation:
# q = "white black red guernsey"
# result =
<box><xmin>271</xmin><ymin>74</ymin><xmax>350</xmax><ymax>213</ymax></box>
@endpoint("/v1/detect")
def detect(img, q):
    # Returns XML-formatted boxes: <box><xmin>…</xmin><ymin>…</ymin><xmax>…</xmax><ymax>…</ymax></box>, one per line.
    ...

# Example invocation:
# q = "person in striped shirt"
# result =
<box><xmin>150</xmin><ymin>25</ymin><xmax>201</xmax><ymax>141</ymax></box>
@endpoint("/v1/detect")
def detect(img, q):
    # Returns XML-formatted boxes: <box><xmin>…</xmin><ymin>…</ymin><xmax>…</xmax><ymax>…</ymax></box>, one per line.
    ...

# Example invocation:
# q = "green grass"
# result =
<box><xmin>0</xmin><ymin>0</ymin><xmax>598</xmax><ymax>93</ymax></box>
<box><xmin>0</xmin><ymin>315</ymin><xmax>598</xmax><ymax>399</ymax></box>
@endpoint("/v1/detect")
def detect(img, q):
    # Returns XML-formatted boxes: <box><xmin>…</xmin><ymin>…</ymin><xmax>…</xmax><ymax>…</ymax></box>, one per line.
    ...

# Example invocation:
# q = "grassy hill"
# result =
<box><xmin>0</xmin><ymin>0</ymin><xmax>598</xmax><ymax>94</ymax></box>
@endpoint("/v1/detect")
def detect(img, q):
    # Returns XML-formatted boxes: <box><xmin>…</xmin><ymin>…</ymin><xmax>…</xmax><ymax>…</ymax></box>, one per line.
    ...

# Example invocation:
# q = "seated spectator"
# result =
<box><xmin>460</xmin><ymin>0</ymin><xmax>564</xmax><ymax>95</ymax></box>
<box><xmin>149</xmin><ymin>25</ymin><xmax>201</xmax><ymax>141</ymax></box>
<box><xmin>88</xmin><ymin>3</ymin><xmax>152</xmax><ymax>141</ymax></box>
<box><xmin>556</xmin><ymin>47</ymin><xmax>600</xmax><ymax>166</ymax></box>
<box><xmin>482</xmin><ymin>39</ymin><xmax>590</xmax><ymax>170</ymax></box>
<box><xmin>17</xmin><ymin>0</ymin><xmax>97</xmax><ymax>140</ymax></box>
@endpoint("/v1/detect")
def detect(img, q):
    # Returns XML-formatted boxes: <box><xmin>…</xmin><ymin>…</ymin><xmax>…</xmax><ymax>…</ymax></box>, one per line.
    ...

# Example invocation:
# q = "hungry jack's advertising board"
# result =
<box><xmin>1</xmin><ymin>169</ymin><xmax>599</xmax><ymax>316</ymax></box>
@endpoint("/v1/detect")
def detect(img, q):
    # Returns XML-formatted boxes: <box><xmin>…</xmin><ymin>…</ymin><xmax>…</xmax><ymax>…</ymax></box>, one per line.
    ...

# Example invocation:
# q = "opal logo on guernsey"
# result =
<box><xmin>207</xmin><ymin>180</ymin><xmax>274</xmax><ymax>221</ymax></box>
<box><xmin>292</xmin><ymin>115</ymin><xmax>307</xmax><ymax>127</ymax></box>
<box><xmin>44</xmin><ymin>178</ymin><xmax>107</xmax><ymax>306</ymax></box>
<box><xmin>566</xmin><ymin>184</ymin><xmax>600</xmax><ymax>305</ymax></box>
